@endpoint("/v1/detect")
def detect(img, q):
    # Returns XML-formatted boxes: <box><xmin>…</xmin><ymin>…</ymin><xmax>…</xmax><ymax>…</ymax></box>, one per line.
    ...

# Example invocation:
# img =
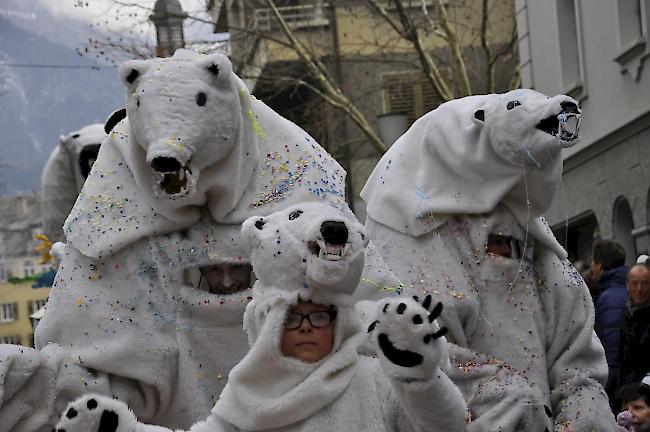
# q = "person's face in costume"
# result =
<box><xmin>486</xmin><ymin>234</ymin><xmax>513</xmax><ymax>258</ymax></box>
<box><xmin>627</xmin><ymin>264</ymin><xmax>650</xmax><ymax>305</ymax></box>
<box><xmin>623</xmin><ymin>397</ymin><xmax>650</xmax><ymax>426</ymax></box>
<box><xmin>281</xmin><ymin>301</ymin><xmax>335</xmax><ymax>363</ymax></box>
<box><xmin>200</xmin><ymin>263</ymin><xmax>252</xmax><ymax>294</ymax></box>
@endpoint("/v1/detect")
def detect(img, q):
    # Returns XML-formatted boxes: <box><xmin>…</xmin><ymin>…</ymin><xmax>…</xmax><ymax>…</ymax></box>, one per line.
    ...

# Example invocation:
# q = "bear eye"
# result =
<box><xmin>288</xmin><ymin>210</ymin><xmax>303</xmax><ymax>220</ymax></box>
<box><xmin>196</xmin><ymin>92</ymin><xmax>207</xmax><ymax>107</ymax></box>
<box><xmin>507</xmin><ymin>100</ymin><xmax>521</xmax><ymax>110</ymax></box>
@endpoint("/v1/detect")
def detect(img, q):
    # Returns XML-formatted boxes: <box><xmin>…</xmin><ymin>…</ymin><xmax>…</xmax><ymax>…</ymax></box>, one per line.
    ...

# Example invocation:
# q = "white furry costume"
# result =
<box><xmin>41</xmin><ymin>123</ymin><xmax>105</xmax><ymax>242</ymax></box>
<box><xmin>361</xmin><ymin>89</ymin><xmax>617</xmax><ymax>431</ymax></box>
<box><xmin>55</xmin><ymin>203</ymin><xmax>468</xmax><ymax>432</ymax></box>
<box><xmin>0</xmin><ymin>51</ymin><xmax>396</xmax><ymax>432</ymax></box>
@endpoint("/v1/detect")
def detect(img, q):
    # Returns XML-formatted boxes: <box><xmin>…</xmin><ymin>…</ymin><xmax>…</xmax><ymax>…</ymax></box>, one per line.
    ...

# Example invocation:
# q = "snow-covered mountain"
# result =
<box><xmin>0</xmin><ymin>16</ymin><xmax>124</xmax><ymax>195</ymax></box>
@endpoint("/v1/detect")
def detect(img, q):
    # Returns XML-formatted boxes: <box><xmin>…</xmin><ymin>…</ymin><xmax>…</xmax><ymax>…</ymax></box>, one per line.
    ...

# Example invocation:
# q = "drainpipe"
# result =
<box><xmin>327</xmin><ymin>2</ymin><xmax>355</xmax><ymax>213</ymax></box>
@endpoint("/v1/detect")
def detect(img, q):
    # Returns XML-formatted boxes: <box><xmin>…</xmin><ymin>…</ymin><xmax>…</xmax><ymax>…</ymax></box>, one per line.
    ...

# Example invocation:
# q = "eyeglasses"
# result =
<box><xmin>284</xmin><ymin>310</ymin><xmax>337</xmax><ymax>329</ymax></box>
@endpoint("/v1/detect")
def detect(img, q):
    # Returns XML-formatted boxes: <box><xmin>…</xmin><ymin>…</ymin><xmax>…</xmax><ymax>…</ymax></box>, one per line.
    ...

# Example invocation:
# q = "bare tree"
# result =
<box><xmin>77</xmin><ymin>0</ymin><xmax>519</xmax><ymax>155</ymax></box>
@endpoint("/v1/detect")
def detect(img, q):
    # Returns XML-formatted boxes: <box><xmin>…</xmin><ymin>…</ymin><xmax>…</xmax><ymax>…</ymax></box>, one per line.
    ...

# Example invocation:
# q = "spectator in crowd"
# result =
<box><xmin>592</xmin><ymin>239</ymin><xmax>629</xmax><ymax>401</ymax></box>
<box><xmin>617</xmin><ymin>262</ymin><xmax>650</xmax><ymax>395</ymax></box>
<box><xmin>616</xmin><ymin>379</ymin><xmax>650</xmax><ymax>432</ymax></box>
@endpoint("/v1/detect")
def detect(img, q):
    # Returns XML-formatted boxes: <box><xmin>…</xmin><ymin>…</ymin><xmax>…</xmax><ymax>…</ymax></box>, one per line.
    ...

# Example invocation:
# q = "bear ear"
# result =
<box><xmin>241</xmin><ymin>215</ymin><xmax>265</xmax><ymax>251</ymax></box>
<box><xmin>197</xmin><ymin>53</ymin><xmax>233</xmax><ymax>82</ymax></box>
<box><xmin>473</xmin><ymin>109</ymin><xmax>485</xmax><ymax>125</ymax></box>
<box><xmin>118</xmin><ymin>60</ymin><xmax>150</xmax><ymax>87</ymax></box>
<box><xmin>104</xmin><ymin>108</ymin><xmax>127</xmax><ymax>134</ymax></box>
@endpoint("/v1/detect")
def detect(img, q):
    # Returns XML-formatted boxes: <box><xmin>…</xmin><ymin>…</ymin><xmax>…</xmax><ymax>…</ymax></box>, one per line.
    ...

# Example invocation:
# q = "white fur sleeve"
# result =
<box><xmin>54</xmin><ymin>393</ymin><xmax>235</xmax><ymax>432</ymax></box>
<box><xmin>368</xmin><ymin>297</ymin><xmax>468</xmax><ymax>431</ymax></box>
<box><xmin>0</xmin><ymin>343</ymin><xmax>119</xmax><ymax>432</ymax></box>
<box><xmin>540</xmin><ymin>252</ymin><xmax>618</xmax><ymax>431</ymax></box>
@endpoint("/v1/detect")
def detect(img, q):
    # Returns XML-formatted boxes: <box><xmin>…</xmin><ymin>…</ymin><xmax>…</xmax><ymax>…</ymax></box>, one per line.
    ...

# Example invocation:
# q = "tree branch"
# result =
<box><xmin>265</xmin><ymin>0</ymin><xmax>386</xmax><ymax>154</ymax></box>
<box><xmin>433</xmin><ymin>0</ymin><xmax>472</xmax><ymax>96</ymax></box>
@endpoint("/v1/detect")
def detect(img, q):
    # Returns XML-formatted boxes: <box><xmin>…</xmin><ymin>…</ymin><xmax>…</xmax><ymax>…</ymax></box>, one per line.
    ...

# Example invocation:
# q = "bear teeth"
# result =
<box><xmin>315</xmin><ymin>240</ymin><xmax>344</xmax><ymax>261</ymax></box>
<box><xmin>557</xmin><ymin>113</ymin><xmax>580</xmax><ymax>142</ymax></box>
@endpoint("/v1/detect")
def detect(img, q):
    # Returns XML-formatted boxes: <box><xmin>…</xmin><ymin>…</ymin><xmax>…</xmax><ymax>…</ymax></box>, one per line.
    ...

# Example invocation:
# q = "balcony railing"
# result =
<box><xmin>253</xmin><ymin>3</ymin><xmax>329</xmax><ymax>32</ymax></box>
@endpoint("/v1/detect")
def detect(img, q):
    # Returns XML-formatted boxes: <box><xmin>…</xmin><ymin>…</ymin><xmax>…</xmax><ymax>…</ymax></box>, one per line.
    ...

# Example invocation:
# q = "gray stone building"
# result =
<box><xmin>516</xmin><ymin>0</ymin><xmax>650</xmax><ymax>264</ymax></box>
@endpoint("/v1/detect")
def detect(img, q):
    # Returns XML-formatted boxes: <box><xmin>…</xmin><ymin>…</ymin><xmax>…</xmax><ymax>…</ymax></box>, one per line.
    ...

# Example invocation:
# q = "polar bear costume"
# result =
<box><xmin>41</xmin><ymin>123</ymin><xmax>105</xmax><ymax>242</ymax></box>
<box><xmin>361</xmin><ymin>89</ymin><xmax>617</xmax><ymax>430</ymax></box>
<box><xmin>55</xmin><ymin>202</ymin><xmax>468</xmax><ymax>432</ymax></box>
<box><xmin>0</xmin><ymin>51</ymin><xmax>397</xmax><ymax>432</ymax></box>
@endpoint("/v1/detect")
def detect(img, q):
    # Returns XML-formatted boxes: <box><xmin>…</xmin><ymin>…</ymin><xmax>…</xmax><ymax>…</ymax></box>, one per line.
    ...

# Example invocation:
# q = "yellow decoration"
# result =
<box><xmin>34</xmin><ymin>234</ymin><xmax>53</xmax><ymax>264</ymax></box>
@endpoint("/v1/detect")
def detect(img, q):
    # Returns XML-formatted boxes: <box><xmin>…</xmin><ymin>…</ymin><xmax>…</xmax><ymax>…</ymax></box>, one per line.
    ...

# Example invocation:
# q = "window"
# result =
<box><xmin>614</xmin><ymin>0</ymin><xmax>649</xmax><ymax>79</ymax></box>
<box><xmin>0</xmin><ymin>335</ymin><xmax>22</xmax><ymax>344</ymax></box>
<box><xmin>23</xmin><ymin>260</ymin><xmax>34</xmax><ymax>277</ymax></box>
<box><xmin>31</xmin><ymin>299</ymin><xmax>47</xmax><ymax>313</ymax></box>
<box><xmin>381</xmin><ymin>70</ymin><xmax>446</xmax><ymax>125</ymax></box>
<box><xmin>618</xmin><ymin>0</ymin><xmax>644</xmax><ymax>49</ymax></box>
<box><xmin>556</xmin><ymin>0</ymin><xmax>586</xmax><ymax>99</ymax></box>
<box><xmin>1</xmin><ymin>303</ymin><xmax>17</xmax><ymax>322</ymax></box>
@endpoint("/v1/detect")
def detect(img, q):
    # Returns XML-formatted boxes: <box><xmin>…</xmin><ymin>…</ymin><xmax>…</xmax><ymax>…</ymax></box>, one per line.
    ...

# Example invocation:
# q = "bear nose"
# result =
<box><xmin>320</xmin><ymin>221</ymin><xmax>348</xmax><ymax>245</ymax></box>
<box><xmin>151</xmin><ymin>156</ymin><xmax>182</xmax><ymax>173</ymax></box>
<box><xmin>560</xmin><ymin>101</ymin><xmax>579</xmax><ymax>114</ymax></box>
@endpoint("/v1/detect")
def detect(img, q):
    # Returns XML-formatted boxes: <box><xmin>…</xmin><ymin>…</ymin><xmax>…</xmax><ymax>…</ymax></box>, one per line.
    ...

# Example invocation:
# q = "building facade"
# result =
<box><xmin>0</xmin><ymin>281</ymin><xmax>50</xmax><ymax>346</ymax></box>
<box><xmin>516</xmin><ymin>0</ymin><xmax>650</xmax><ymax>264</ymax></box>
<box><xmin>209</xmin><ymin>0</ymin><xmax>518</xmax><ymax>218</ymax></box>
<box><xmin>0</xmin><ymin>193</ymin><xmax>54</xmax><ymax>346</ymax></box>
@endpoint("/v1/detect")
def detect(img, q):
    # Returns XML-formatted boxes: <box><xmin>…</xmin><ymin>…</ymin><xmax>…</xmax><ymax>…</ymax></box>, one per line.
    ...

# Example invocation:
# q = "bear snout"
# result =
<box><xmin>320</xmin><ymin>221</ymin><xmax>348</xmax><ymax>245</ymax></box>
<box><xmin>560</xmin><ymin>101</ymin><xmax>579</xmax><ymax>114</ymax></box>
<box><xmin>151</xmin><ymin>156</ymin><xmax>182</xmax><ymax>173</ymax></box>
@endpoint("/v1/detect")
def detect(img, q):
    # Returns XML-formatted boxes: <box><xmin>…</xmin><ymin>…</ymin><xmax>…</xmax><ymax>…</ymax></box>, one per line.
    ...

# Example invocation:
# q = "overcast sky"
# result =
<box><xmin>0</xmin><ymin>0</ymin><xmax>224</xmax><ymax>63</ymax></box>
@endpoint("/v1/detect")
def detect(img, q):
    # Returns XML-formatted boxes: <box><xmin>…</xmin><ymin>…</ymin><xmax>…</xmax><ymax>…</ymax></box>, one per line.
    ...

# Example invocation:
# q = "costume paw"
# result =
<box><xmin>368</xmin><ymin>295</ymin><xmax>449</xmax><ymax>380</ymax></box>
<box><xmin>55</xmin><ymin>393</ymin><xmax>137</xmax><ymax>432</ymax></box>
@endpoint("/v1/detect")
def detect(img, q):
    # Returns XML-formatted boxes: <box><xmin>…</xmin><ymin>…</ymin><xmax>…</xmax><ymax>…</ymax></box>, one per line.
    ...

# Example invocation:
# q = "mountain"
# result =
<box><xmin>0</xmin><ymin>16</ymin><xmax>124</xmax><ymax>195</ymax></box>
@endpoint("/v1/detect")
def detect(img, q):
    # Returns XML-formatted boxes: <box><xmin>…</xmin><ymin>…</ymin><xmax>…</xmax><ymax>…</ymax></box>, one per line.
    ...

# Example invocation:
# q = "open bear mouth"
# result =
<box><xmin>155</xmin><ymin>165</ymin><xmax>193</xmax><ymax>196</ymax></box>
<box><xmin>308</xmin><ymin>240</ymin><xmax>348</xmax><ymax>261</ymax></box>
<box><xmin>536</xmin><ymin>111</ymin><xmax>581</xmax><ymax>143</ymax></box>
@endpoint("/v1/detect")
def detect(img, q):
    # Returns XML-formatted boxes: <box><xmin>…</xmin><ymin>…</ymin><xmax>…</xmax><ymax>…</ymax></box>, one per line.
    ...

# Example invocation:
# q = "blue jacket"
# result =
<box><xmin>595</xmin><ymin>265</ymin><xmax>629</xmax><ymax>369</ymax></box>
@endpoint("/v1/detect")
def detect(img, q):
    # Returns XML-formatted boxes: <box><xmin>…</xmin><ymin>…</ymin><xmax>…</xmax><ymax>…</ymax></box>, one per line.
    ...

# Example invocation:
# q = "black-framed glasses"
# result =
<box><xmin>284</xmin><ymin>310</ymin><xmax>337</xmax><ymax>329</ymax></box>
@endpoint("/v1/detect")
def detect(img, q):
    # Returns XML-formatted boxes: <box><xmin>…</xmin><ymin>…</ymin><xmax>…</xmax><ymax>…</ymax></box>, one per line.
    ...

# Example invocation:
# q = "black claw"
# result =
<box><xmin>428</xmin><ymin>301</ymin><xmax>443</xmax><ymax>322</ymax></box>
<box><xmin>367</xmin><ymin>320</ymin><xmax>379</xmax><ymax>333</ymax></box>
<box><xmin>431</xmin><ymin>327</ymin><xmax>448</xmax><ymax>339</ymax></box>
<box><xmin>544</xmin><ymin>405</ymin><xmax>553</xmax><ymax>418</ymax></box>
<box><xmin>382</xmin><ymin>303</ymin><xmax>389</xmax><ymax>313</ymax></box>
<box><xmin>396</xmin><ymin>302</ymin><xmax>406</xmax><ymax>314</ymax></box>
<box><xmin>413</xmin><ymin>314</ymin><xmax>423</xmax><ymax>324</ymax></box>
<box><xmin>66</xmin><ymin>407</ymin><xmax>78</xmax><ymax>419</ymax></box>
<box><xmin>98</xmin><ymin>410</ymin><xmax>119</xmax><ymax>432</ymax></box>
<box><xmin>422</xmin><ymin>294</ymin><xmax>432</xmax><ymax>310</ymax></box>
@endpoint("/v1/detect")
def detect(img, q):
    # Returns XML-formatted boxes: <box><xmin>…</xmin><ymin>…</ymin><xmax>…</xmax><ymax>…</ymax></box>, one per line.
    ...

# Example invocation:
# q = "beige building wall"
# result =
<box><xmin>7</xmin><ymin>255</ymin><xmax>53</xmax><ymax>280</ymax></box>
<box><xmin>0</xmin><ymin>281</ymin><xmax>50</xmax><ymax>347</ymax></box>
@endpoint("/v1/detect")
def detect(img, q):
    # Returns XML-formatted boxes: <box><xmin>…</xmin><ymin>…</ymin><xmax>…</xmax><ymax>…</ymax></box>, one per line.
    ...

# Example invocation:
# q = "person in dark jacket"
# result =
<box><xmin>593</xmin><ymin>239</ymin><xmax>629</xmax><ymax>402</ymax></box>
<box><xmin>618</xmin><ymin>263</ymin><xmax>650</xmax><ymax>393</ymax></box>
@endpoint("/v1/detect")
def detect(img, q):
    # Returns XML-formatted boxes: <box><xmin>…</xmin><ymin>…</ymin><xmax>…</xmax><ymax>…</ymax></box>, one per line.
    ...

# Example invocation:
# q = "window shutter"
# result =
<box><xmin>382</xmin><ymin>70</ymin><xmax>447</xmax><ymax>124</ymax></box>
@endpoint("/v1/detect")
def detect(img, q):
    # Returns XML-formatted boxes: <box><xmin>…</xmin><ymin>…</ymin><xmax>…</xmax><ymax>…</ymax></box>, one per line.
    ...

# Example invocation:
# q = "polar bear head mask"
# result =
<box><xmin>241</xmin><ymin>202</ymin><xmax>368</xmax><ymax>298</ymax></box>
<box><xmin>472</xmin><ymin>89</ymin><xmax>581</xmax><ymax>168</ymax></box>
<box><xmin>119</xmin><ymin>50</ymin><xmax>240</xmax><ymax>199</ymax></box>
